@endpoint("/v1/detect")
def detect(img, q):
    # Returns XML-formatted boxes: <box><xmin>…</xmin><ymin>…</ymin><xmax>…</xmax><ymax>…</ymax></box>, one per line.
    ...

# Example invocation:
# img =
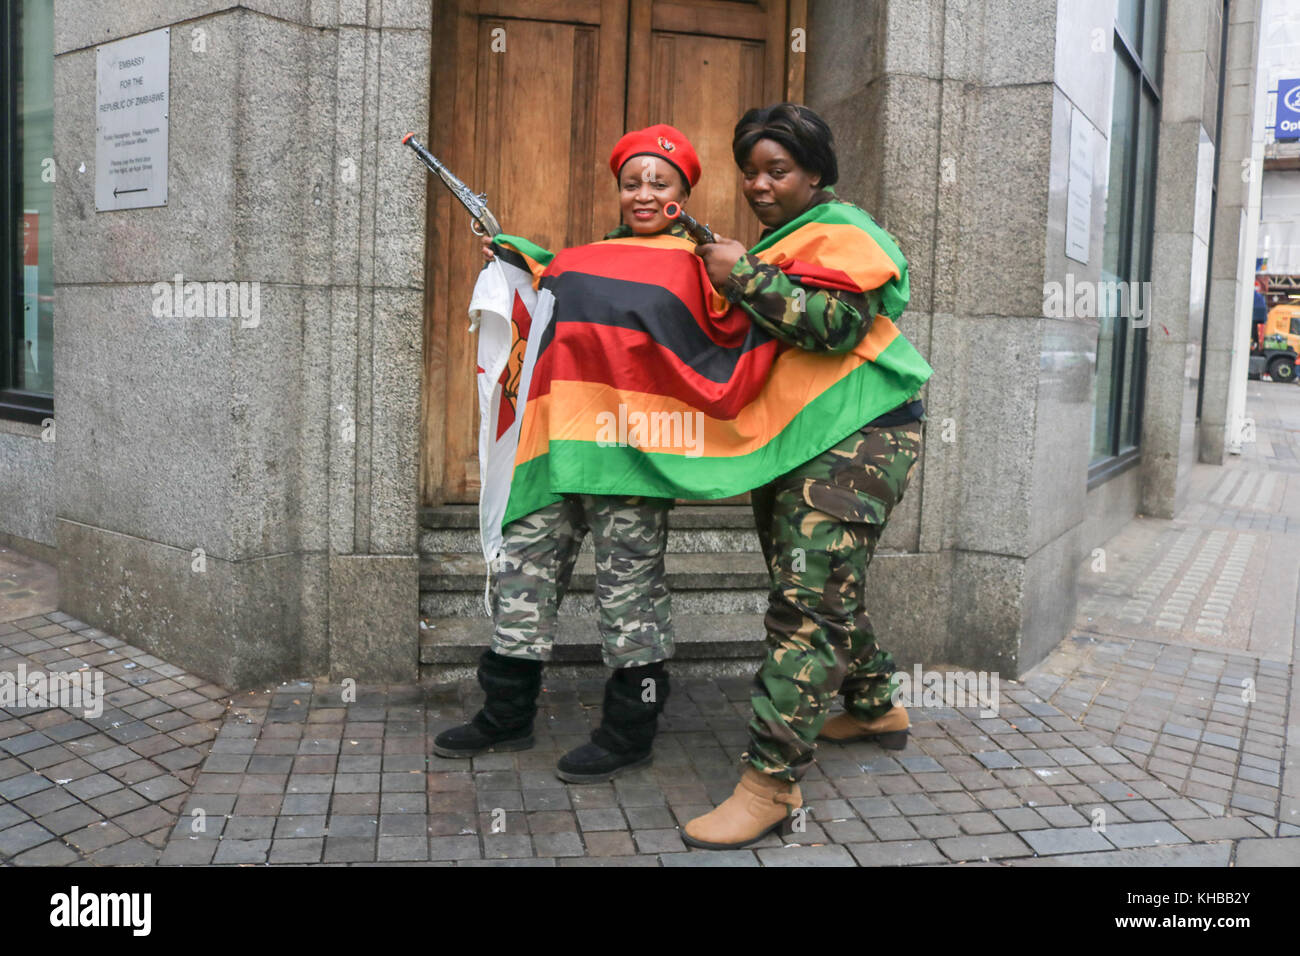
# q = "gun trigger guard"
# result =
<box><xmin>470</xmin><ymin>220</ymin><xmax>488</xmax><ymax>237</ymax></box>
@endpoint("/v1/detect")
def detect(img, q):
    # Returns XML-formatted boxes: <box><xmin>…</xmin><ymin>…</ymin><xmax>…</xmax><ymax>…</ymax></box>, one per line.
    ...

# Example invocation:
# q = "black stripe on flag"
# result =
<box><xmin>538</xmin><ymin>271</ymin><xmax>772</xmax><ymax>384</ymax></box>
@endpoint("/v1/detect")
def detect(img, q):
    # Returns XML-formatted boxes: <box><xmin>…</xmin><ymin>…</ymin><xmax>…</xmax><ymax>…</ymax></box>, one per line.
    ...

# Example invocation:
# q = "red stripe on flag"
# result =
<box><xmin>544</xmin><ymin>244</ymin><xmax>741</xmax><ymax>343</ymax></box>
<box><xmin>544</xmin><ymin>324</ymin><xmax>782</xmax><ymax>419</ymax></box>
<box><xmin>779</xmin><ymin>258</ymin><xmax>862</xmax><ymax>292</ymax></box>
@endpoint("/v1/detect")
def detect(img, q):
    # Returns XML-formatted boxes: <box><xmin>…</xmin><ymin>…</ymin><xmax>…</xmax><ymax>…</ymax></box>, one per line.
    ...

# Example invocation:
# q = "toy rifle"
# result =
<box><xmin>402</xmin><ymin>132</ymin><xmax>501</xmax><ymax>238</ymax></box>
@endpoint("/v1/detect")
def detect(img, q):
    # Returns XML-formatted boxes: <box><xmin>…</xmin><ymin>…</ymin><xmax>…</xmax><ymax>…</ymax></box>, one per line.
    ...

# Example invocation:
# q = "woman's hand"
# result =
<box><xmin>694</xmin><ymin>236</ymin><xmax>748</xmax><ymax>289</ymax></box>
<box><xmin>480</xmin><ymin>235</ymin><xmax>495</xmax><ymax>261</ymax></box>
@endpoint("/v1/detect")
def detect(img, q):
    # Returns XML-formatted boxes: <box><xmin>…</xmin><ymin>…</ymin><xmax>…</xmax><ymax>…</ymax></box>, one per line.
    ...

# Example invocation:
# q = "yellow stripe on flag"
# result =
<box><xmin>514</xmin><ymin>313</ymin><xmax>902</xmax><ymax>465</ymax></box>
<box><xmin>755</xmin><ymin>222</ymin><xmax>900</xmax><ymax>292</ymax></box>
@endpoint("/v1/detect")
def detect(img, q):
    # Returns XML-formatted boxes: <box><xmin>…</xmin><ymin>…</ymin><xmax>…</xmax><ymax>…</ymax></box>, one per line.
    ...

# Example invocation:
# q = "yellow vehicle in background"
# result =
<box><xmin>1249</xmin><ymin>302</ymin><xmax>1300</xmax><ymax>383</ymax></box>
<box><xmin>1262</xmin><ymin>304</ymin><xmax>1300</xmax><ymax>353</ymax></box>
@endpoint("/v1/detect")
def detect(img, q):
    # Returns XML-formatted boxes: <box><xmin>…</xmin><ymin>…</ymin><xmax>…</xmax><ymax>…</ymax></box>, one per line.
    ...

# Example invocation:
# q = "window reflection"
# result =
<box><xmin>1091</xmin><ymin>4</ymin><xmax>1163</xmax><ymax>470</ymax></box>
<box><xmin>7</xmin><ymin>0</ymin><xmax>54</xmax><ymax>398</ymax></box>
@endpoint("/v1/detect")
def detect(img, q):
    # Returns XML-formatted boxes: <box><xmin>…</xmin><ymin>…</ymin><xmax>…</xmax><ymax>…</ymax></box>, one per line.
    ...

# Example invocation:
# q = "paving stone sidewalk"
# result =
<box><xmin>1</xmin><ymin>386</ymin><xmax>1298</xmax><ymax>867</ymax></box>
<box><xmin>0</xmin><ymin>609</ymin><xmax>1294</xmax><ymax>866</ymax></box>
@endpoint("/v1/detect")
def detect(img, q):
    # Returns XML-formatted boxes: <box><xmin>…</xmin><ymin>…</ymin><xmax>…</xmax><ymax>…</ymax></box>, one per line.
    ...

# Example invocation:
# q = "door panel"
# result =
<box><xmin>647</xmin><ymin>32</ymin><xmax>766</xmax><ymax>248</ymax></box>
<box><xmin>424</xmin><ymin>1</ymin><xmax>626</xmax><ymax>504</ymax></box>
<box><xmin>479</xmin><ymin>17</ymin><xmax>601</xmax><ymax>256</ymax></box>
<box><xmin>628</xmin><ymin>0</ymin><xmax>788</xmax><ymax>251</ymax></box>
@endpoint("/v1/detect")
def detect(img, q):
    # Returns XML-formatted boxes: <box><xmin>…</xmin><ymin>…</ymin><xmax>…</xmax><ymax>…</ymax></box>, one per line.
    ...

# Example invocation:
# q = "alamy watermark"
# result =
<box><xmin>151</xmin><ymin>273</ymin><xmax>261</xmax><ymax>327</ymax></box>
<box><xmin>50</xmin><ymin>886</ymin><xmax>150</xmax><ymax>936</ymax></box>
<box><xmin>0</xmin><ymin>664</ymin><xmax>104</xmax><ymax>718</ymax></box>
<box><xmin>890</xmin><ymin>664</ymin><xmax>1000</xmax><ymax>718</ymax></box>
<box><xmin>1043</xmin><ymin>276</ymin><xmax>1150</xmax><ymax>326</ymax></box>
<box><xmin>595</xmin><ymin>404</ymin><xmax>704</xmax><ymax>458</ymax></box>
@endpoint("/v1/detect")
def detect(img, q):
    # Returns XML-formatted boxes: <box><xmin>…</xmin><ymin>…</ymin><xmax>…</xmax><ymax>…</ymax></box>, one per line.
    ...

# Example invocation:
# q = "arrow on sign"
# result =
<box><xmin>114</xmin><ymin>186</ymin><xmax>147</xmax><ymax>196</ymax></box>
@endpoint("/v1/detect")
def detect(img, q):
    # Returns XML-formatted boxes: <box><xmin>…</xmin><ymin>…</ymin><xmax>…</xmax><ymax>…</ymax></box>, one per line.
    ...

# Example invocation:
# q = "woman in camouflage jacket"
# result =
<box><xmin>684</xmin><ymin>103</ymin><xmax>929</xmax><ymax>850</ymax></box>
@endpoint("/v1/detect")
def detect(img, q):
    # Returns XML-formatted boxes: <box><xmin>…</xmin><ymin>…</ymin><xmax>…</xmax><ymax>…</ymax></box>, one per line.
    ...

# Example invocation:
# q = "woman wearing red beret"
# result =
<box><xmin>436</xmin><ymin>125</ymin><xmax>704</xmax><ymax>784</ymax></box>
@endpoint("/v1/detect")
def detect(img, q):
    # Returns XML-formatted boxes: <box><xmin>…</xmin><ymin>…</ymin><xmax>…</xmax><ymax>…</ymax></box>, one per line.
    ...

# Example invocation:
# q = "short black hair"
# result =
<box><xmin>732</xmin><ymin>103</ymin><xmax>838</xmax><ymax>187</ymax></box>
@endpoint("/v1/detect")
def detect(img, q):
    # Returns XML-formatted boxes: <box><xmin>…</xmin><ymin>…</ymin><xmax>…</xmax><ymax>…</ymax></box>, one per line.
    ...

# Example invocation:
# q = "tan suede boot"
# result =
<box><xmin>681</xmin><ymin>768</ymin><xmax>802</xmax><ymax>850</ymax></box>
<box><xmin>817</xmin><ymin>704</ymin><xmax>909</xmax><ymax>749</ymax></box>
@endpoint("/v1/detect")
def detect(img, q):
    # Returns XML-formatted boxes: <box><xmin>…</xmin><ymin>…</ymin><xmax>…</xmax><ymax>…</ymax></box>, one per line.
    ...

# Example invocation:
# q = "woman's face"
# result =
<box><xmin>740</xmin><ymin>138</ymin><xmax>821</xmax><ymax>229</ymax></box>
<box><xmin>618</xmin><ymin>156</ymin><xmax>688</xmax><ymax>234</ymax></box>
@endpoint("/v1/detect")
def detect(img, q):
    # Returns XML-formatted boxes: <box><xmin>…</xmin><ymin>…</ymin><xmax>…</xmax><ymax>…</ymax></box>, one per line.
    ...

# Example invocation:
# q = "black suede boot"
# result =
<box><xmin>433</xmin><ymin>649</ymin><xmax>542</xmax><ymax>758</ymax></box>
<box><xmin>556</xmin><ymin>661</ymin><xmax>669</xmax><ymax>783</ymax></box>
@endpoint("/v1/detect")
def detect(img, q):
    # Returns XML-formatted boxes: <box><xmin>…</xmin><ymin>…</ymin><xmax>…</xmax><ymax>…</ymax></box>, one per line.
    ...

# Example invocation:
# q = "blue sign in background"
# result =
<box><xmin>1278</xmin><ymin>77</ymin><xmax>1300</xmax><ymax>142</ymax></box>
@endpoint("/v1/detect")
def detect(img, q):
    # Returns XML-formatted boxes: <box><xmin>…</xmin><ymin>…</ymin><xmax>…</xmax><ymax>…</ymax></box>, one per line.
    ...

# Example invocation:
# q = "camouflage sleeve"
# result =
<box><xmin>721</xmin><ymin>253</ymin><xmax>880</xmax><ymax>354</ymax></box>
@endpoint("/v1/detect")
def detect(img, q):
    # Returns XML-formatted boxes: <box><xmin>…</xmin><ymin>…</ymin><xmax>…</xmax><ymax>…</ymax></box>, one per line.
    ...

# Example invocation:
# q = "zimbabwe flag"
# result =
<box><xmin>468</xmin><ymin>201</ymin><xmax>933</xmax><ymax>565</ymax></box>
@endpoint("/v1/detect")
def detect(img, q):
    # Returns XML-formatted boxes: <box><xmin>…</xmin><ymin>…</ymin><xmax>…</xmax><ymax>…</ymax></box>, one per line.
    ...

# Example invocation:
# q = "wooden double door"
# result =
<box><xmin>421</xmin><ymin>0</ymin><xmax>807</xmax><ymax>505</ymax></box>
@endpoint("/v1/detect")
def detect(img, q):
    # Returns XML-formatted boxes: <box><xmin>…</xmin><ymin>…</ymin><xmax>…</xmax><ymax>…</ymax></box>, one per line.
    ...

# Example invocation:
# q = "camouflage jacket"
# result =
<box><xmin>719</xmin><ymin>189</ymin><xmax>883</xmax><ymax>355</ymax></box>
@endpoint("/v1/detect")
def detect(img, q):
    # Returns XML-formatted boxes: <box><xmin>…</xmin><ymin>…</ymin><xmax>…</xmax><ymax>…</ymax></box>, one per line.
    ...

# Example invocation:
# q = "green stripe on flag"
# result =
<box><xmin>494</xmin><ymin>234</ymin><xmax>555</xmax><ymax>267</ymax></box>
<box><xmin>501</xmin><ymin>333</ymin><xmax>932</xmax><ymax>526</ymax></box>
<box><xmin>748</xmin><ymin>201</ymin><xmax>910</xmax><ymax>320</ymax></box>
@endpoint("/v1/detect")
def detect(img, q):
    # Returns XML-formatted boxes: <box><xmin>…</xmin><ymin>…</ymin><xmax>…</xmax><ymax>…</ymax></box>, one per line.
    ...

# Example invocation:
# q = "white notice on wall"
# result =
<box><xmin>1065</xmin><ymin>106</ymin><xmax>1093</xmax><ymax>264</ymax></box>
<box><xmin>96</xmin><ymin>29</ymin><xmax>169</xmax><ymax>211</ymax></box>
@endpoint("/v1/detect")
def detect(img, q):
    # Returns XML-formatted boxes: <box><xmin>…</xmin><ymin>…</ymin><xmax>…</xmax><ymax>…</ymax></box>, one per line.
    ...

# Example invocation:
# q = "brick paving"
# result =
<box><xmin>152</xmin><ymin>675</ymin><xmax>1248</xmax><ymax>865</ymax></box>
<box><xmin>1040</xmin><ymin>381</ymin><xmax>1300</xmax><ymax>844</ymax></box>
<box><xmin>1</xmin><ymin>385</ymin><xmax>1298</xmax><ymax>866</ymax></box>
<box><xmin>0</xmin><ymin>611</ymin><xmax>229</xmax><ymax>865</ymax></box>
<box><xmin>0</xmin><ymin>609</ymin><xmax>1291</xmax><ymax>866</ymax></box>
<box><xmin>1026</xmin><ymin>636</ymin><xmax>1288</xmax><ymax>826</ymax></box>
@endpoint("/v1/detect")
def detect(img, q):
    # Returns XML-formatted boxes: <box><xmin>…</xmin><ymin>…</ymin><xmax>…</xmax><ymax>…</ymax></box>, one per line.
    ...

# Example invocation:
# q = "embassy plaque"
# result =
<box><xmin>1065</xmin><ymin>106</ymin><xmax>1094</xmax><ymax>265</ymax></box>
<box><xmin>96</xmin><ymin>29</ymin><xmax>169</xmax><ymax>211</ymax></box>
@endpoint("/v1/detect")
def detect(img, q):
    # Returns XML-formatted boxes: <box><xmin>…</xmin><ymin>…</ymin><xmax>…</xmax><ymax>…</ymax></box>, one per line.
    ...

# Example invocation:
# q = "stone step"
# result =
<box><xmin>420</xmin><ymin>503</ymin><xmax>757</xmax><ymax>530</ymax></box>
<box><xmin>420</xmin><ymin>525</ymin><xmax>762</xmax><ymax>555</ymax></box>
<box><xmin>418</xmin><ymin>613</ymin><xmax>767</xmax><ymax>681</ymax></box>
<box><xmin>420</xmin><ymin>586</ymin><xmax>769</xmax><ymax>619</ymax></box>
<box><xmin>417</xmin><ymin>505</ymin><xmax>773</xmax><ymax>678</ymax></box>
<box><xmin>420</xmin><ymin>550</ymin><xmax>770</xmax><ymax>594</ymax></box>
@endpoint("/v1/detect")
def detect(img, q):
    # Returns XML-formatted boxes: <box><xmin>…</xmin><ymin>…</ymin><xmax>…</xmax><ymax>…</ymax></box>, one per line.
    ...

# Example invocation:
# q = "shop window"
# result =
<box><xmin>1090</xmin><ymin>0</ymin><xmax>1164</xmax><ymax>478</ymax></box>
<box><xmin>1</xmin><ymin>0</ymin><xmax>54</xmax><ymax>424</ymax></box>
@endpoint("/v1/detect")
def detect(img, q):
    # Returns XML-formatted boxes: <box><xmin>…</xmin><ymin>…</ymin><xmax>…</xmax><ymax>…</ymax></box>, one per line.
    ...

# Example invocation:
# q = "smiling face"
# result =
<box><xmin>739</xmin><ymin>138</ymin><xmax>821</xmax><ymax>229</ymax></box>
<box><xmin>618</xmin><ymin>156</ymin><xmax>688</xmax><ymax>234</ymax></box>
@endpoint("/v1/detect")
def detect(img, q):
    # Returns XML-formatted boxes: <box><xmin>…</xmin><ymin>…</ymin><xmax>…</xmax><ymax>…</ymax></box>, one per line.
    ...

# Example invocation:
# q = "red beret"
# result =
<box><xmin>609</xmin><ymin>124</ymin><xmax>700</xmax><ymax>190</ymax></box>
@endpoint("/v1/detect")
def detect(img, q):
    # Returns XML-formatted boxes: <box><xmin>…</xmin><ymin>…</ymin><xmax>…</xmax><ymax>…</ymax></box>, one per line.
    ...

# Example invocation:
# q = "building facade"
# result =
<box><xmin>0</xmin><ymin>0</ymin><xmax>1266</xmax><ymax>689</ymax></box>
<box><xmin>1259</xmin><ymin>0</ymin><xmax>1299</xmax><ymax>288</ymax></box>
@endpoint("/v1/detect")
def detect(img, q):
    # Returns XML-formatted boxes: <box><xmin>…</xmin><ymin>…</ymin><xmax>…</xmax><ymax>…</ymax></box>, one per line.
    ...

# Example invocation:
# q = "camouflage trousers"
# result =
<box><xmin>743</xmin><ymin>422</ymin><xmax>924</xmax><ymax>781</ymax></box>
<box><xmin>490</xmin><ymin>494</ymin><xmax>674</xmax><ymax>668</ymax></box>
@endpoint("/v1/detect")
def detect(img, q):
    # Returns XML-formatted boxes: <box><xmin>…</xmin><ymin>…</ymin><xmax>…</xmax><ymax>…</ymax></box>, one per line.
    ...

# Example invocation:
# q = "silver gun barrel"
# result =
<box><xmin>401</xmin><ymin>132</ymin><xmax>501</xmax><ymax>237</ymax></box>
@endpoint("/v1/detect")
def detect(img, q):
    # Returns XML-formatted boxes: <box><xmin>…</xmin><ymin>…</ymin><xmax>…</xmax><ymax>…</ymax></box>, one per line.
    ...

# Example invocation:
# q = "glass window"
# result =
<box><xmin>1117</xmin><ymin>0</ymin><xmax>1141</xmax><ymax>52</ymax></box>
<box><xmin>1103</xmin><ymin>65</ymin><xmax>1138</xmax><ymax>279</ymax></box>
<box><xmin>1141</xmin><ymin>0</ymin><xmax>1162</xmax><ymax>66</ymax></box>
<box><xmin>1090</xmin><ymin>3</ymin><xmax>1163</xmax><ymax>472</ymax></box>
<box><xmin>1128</xmin><ymin>94</ymin><xmax>1158</xmax><ymax>285</ymax></box>
<box><xmin>1091</xmin><ymin>300</ymin><xmax>1119</xmax><ymax>456</ymax></box>
<box><xmin>1120</xmin><ymin>94</ymin><xmax>1158</xmax><ymax>452</ymax></box>
<box><xmin>1093</xmin><ymin>61</ymin><xmax>1138</xmax><ymax>460</ymax></box>
<box><xmin>2</xmin><ymin>0</ymin><xmax>54</xmax><ymax>420</ymax></box>
<box><xmin>1118</xmin><ymin>322</ymin><xmax>1146</xmax><ymax>452</ymax></box>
